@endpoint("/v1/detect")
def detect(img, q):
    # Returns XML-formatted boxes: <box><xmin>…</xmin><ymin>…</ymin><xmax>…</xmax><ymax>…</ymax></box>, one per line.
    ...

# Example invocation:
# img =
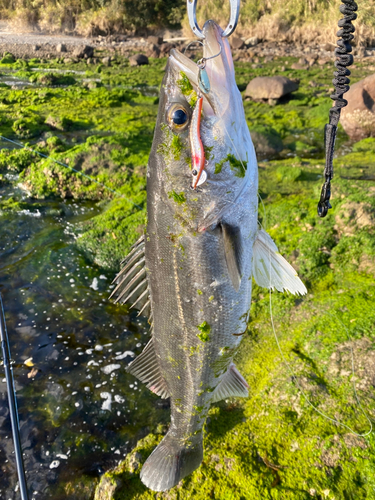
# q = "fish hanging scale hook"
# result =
<box><xmin>187</xmin><ymin>0</ymin><xmax>240</xmax><ymax>39</ymax></box>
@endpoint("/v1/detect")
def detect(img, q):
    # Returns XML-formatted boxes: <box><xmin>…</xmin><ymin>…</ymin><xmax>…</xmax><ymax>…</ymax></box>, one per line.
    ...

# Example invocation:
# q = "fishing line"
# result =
<box><xmin>268</xmin><ymin>279</ymin><xmax>373</xmax><ymax>437</ymax></box>
<box><xmin>0</xmin><ymin>135</ymin><xmax>144</xmax><ymax>211</ymax></box>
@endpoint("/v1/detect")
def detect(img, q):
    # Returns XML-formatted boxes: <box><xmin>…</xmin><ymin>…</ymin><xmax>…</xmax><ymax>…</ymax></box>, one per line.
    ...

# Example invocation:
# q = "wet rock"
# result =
<box><xmin>128</xmin><ymin>451</ymin><xmax>142</xmax><ymax>472</ymax></box>
<box><xmin>249</xmin><ymin>126</ymin><xmax>284</xmax><ymax>159</ymax></box>
<box><xmin>128</xmin><ymin>54</ymin><xmax>149</xmax><ymax>66</ymax></box>
<box><xmin>340</xmin><ymin>74</ymin><xmax>375</xmax><ymax>140</ymax></box>
<box><xmin>72</xmin><ymin>45</ymin><xmax>94</xmax><ymax>59</ymax></box>
<box><xmin>56</xmin><ymin>43</ymin><xmax>67</xmax><ymax>53</ymax></box>
<box><xmin>245</xmin><ymin>76</ymin><xmax>299</xmax><ymax>101</ymax></box>
<box><xmin>245</xmin><ymin>36</ymin><xmax>258</xmax><ymax>47</ymax></box>
<box><xmin>94</xmin><ymin>475</ymin><xmax>122</xmax><ymax>500</ymax></box>
<box><xmin>230</xmin><ymin>36</ymin><xmax>245</xmax><ymax>50</ymax></box>
<box><xmin>148</xmin><ymin>35</ymin><xmax>163</xmax><ymax>45</ymax></box>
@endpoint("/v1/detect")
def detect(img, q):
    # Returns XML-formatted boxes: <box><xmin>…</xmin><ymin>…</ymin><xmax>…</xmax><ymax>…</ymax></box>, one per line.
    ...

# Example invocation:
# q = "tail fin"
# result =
<box><xmin>140</xmin><ymin>430</ymin><xmax>203</xmax><ymax>492</ymax></box>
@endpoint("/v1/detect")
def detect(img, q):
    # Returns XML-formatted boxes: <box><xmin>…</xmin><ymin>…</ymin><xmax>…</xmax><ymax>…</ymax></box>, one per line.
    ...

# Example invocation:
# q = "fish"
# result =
<box><xmin>111</xmin><ymin>20</ymin><xmax>307</xmax><ymax>492</ymax></box>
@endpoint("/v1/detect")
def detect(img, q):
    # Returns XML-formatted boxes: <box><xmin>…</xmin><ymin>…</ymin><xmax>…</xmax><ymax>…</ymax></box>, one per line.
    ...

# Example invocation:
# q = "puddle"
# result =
<box><xmin>0</xmin><ymin>185</ymin><xmax>167</xmax><ymax>499</ymax></box>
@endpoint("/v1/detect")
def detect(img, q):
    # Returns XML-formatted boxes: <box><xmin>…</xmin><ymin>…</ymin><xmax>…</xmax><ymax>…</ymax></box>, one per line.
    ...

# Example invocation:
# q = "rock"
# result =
<box><xmin>340</xmin><ymin>74</ymin><xmax>375</xmax><ymax>140</ymax></box>
<box><xmin>355</xmin><ymin>47</ymin><xmax>366</xmax><ymax>58</ymax></box>
<box><xmin>323</xmin><ymin>43</ymin><xmax>335</xmax><ymax>52</ymax></box>
<box><xmin>146</xmin><ymin>44</ymin><xmax>161</xmax><ymax>58</ymax></box>
<box><xmin>56</xmin><ymin>43</ymin><xmax>67</xmax><ymax>53</ymax></box>
<box><xmin>128</xmin><ymin>451</ymin><xmax>142</xmax><ymax>473</ymax></box>
<box><xmin>245</xmin><ymin>76</ymin><xmax>299</xmax><ymax>100</ymax></box>
<box><xmin>72</xmin><ymin>45</ymin><xmax>94</xmax><ymax>59</ymax></box>
<box><xmin>230</xmin><ymin>36</ymin><xmax>245</xmax><ymax>50</ymax></box>
<box><xmin>245</xmin><ymin>36</ymin><xmax>258</xmax><ymax>47</ymax></box>
<box><xmin>160</xmin><ymin>42</ymin><xmax>175</xmax><ymax>56</ymax></box>
<box><xmin>63</xmin><ymin>58</ymin><xmax>73</xmax><ymax>64</ymax></box>
<box><xmin>249</xmin><ymin>126</ymin><xmax>284</xmax><ymax>159</ymax></box>
<box><xmin>291</xmin><ymin>61</ymin><xmax>309</xmax><ymax>70</ymax></box>
<box><xmin>32</xmin><ymin>45</ymin><xmax>40</xmax><ymax>52</ymax></box>
<box><xmin>94</xmin><ymin>475</ymin><xmax>122</xmax><ymax>500</ymax></box>
<box><xmin>1</xmin><ymin>52</ymin><xmax>15</xmax><ymax>64</ymax></box>
<box><xmin>128</xmin><ymin>54</ymin><xmax>149</xmax><ymax>66</ymax></box>
<box><xmin>101</xmin><ymin>56</ymin><xmax>111</xmax><ymax>66</ymax></box>
<box><xmin>148</xmin><ymin>35</ymin><xmax>163</xmax><ymax>45</ymax></box>
<box><xmin>45</xmin><ymin>115</ymin><xmax>71</xmax><ymax>132</ymax></box>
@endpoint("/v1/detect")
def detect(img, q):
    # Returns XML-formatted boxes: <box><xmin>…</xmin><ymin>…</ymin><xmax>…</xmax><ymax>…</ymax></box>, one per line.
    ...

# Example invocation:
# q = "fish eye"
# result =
<box><xmin>167</xmin><ymin>103</ymin><xmax>190</xmax><ymax>132</ymax></box>
<box><xmin>172</xmin><ymin>109</ymin><xmax>187</xmax><ymax>125</ymax></box>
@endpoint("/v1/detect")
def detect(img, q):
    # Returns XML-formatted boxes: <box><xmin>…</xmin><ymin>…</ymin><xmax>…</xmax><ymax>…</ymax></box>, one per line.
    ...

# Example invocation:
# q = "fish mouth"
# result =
<box><xmin>170</xmin><ymin>20</ymin><xmax>235</xmax><ymax>114</ymax></box>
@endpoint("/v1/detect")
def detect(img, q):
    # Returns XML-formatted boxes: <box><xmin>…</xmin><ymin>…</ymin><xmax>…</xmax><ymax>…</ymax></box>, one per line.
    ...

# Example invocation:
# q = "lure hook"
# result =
<box><xmin>187</xmin><ymin>0</ymin><xmax>240</xmax><ymax>39</ymax></box>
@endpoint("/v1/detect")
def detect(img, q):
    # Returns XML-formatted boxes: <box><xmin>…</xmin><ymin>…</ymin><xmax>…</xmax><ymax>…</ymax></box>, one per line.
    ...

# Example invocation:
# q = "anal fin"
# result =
<box><xmin>211</xmin><ymin>363</ymin><xmax>249</xmax><ymax>403</ymax></box>
<box><xmin>126</xmin><ymin>339</ymin><xmax>170</xmax><ymax>399</ymax></box>
<box><xmin>252</xmin><ymin>228</ymin><xmax>307</xmax><ymax>295</ymax></box>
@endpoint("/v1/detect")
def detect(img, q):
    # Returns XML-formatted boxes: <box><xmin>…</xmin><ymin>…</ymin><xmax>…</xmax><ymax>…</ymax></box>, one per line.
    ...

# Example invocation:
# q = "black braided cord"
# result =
<box><xmin>317</xmin><ymin>0</ymin><xmax>358</xmax><ymax>217</ymax></box>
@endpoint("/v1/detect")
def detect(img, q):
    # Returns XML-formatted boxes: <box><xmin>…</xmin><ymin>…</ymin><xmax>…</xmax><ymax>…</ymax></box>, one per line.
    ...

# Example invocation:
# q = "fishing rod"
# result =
<box><xmin>0</xmin><ymin>293</ymin><xmax>29</xmax><ymax>500</ymax></box>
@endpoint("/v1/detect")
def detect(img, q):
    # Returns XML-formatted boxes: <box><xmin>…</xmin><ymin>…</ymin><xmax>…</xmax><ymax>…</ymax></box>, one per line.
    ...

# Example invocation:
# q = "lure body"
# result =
<box><xmin>190</xmin><ymin>97</ymin><xmax>206</xmax><ymax>188</ymax></box>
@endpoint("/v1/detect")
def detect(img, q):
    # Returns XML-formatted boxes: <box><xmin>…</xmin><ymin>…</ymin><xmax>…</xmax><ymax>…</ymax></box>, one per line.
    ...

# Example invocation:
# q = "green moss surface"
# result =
<box><xmin>1</xmin><ymin>55</ymin><xmax>375</xmax><ymax>498</ymax></box>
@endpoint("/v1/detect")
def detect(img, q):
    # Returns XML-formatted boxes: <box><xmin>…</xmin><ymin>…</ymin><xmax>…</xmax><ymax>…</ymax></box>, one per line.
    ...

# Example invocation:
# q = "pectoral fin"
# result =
<box><xmin>222</xmin><ymin>223</ymin><xmax>243</xmax><ymax>292</ymax></box>
<box><xmin>211</xmin><ymin>363</ymin><xmax>249</xmax><ymax>403</ymax></box>
<box><xmin>252</xmin><ymin>229</ymin><xmax>307</xmax><ymax>295</ymax></box>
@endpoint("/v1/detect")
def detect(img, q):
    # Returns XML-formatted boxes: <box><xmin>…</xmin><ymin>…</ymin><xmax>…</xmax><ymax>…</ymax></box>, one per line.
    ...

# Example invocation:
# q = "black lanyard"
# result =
<box><xmin>318</xmin><ymin>0</ymin><xmax>358</xmax><ymax>217</ymax></box>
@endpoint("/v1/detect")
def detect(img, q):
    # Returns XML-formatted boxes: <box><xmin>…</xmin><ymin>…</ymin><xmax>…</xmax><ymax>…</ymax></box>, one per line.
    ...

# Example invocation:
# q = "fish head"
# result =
<box><xmin>150</xmin><ymin>20</ymin><xmax>257</xmax><ymax>232</ymax></box>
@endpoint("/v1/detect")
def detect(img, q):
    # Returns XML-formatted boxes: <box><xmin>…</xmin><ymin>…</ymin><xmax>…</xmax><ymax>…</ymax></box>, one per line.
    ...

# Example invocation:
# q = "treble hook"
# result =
<box><xmin>187</xmin><ymin>0</ymin><xmax>240</xmax><ymax>39</ymax></box>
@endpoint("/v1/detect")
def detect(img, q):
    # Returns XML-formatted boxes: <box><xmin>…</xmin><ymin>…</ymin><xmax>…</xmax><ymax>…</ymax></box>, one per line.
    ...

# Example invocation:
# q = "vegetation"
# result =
<box><xmin>1</xmin><ymin>0</ymin><xmax>374</xmax><ymax>44</ymax></box>
<box><xmin>0</xmin><ymin>51</ymin><xmax>374</xmax><ymax>499</ymax></box>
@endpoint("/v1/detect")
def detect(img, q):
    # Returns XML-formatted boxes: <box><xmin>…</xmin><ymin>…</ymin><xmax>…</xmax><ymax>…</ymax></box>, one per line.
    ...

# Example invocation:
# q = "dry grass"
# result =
<box><xmin>182</xmin><ymin>0</ymin><xmax>375</xmax><ymax>46</ymax></box>
<box><xmin>1</xmin><ymin>0</ymin><xmax>374</xmax><ymax>43</ymax></box>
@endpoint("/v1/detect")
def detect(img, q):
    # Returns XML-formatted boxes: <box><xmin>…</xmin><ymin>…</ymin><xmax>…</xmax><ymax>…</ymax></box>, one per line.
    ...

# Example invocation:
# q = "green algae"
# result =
<box><xmin>177</xmin><ymin>71</ymin><xmax>198</xmax><ymax>108</ymax></box>
<box><xmin>214</xmin><ymin>153</ymin><xmax>247</xmax><ymax>177</ymax></box>
<box><xmin>94</xmin><ymin>137</ymin><xmax>375</xmax><ymax>500</ymax></box>
<box><xmin>197</xmin><ymin>321</ymin><xmax>211</xmax><ymax>342</ymax></box>
<box><xmin>1</xmin><ymin>54</ymin><xmax>375</xmax><ymax>499</ymax></box>
<box><xmin>168</xmin><ymin>190</ymin><xmax>186</xmax><ymax>205</ymax></box>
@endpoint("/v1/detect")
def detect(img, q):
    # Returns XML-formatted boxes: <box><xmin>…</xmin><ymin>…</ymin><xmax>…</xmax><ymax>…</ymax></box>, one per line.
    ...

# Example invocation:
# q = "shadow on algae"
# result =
<box><xmin>0</xmin><ymin>53</ymin><xmax>374</xmax><ymax>500</ymax></box>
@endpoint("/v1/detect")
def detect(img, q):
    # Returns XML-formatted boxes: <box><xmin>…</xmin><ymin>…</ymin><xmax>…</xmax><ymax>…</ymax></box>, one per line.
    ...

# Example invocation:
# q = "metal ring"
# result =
<box><xmin>187</xmin><ymin>0</ymin><xmax>240</xmax><ymax>39</ymax></box>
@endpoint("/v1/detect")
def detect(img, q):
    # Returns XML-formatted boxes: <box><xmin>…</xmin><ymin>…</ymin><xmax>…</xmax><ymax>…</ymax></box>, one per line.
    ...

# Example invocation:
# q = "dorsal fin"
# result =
<box><xmin>110</xmin><ymin>235</ymin><xmax>152</xmax><ymax>320</ymax></box>
<box><xmin>211</xmin><ymin>363</ymin><xmax>249</xmax><ymax>403</ymax></box>
<box><xmin>127</xmin><ymin>339</ymin><xmax>170</xmax><ymax>399</ymax></box>
<box><xmin>252</xmin><ymin>229</ymin><xmax>307</xmax><ymax>295</ymax></box>
<box><xmin>221</xmin><ymin>223</ymin><xmax>243</xmax><ymax>292</ymax></box>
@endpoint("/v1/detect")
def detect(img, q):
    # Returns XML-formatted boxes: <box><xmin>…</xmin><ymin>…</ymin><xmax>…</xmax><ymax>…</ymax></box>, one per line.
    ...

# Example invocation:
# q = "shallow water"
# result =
<box><xmin>0</xmin><ymin>185</ymin><xmax>168</xmax><ymax>499</ymax></box>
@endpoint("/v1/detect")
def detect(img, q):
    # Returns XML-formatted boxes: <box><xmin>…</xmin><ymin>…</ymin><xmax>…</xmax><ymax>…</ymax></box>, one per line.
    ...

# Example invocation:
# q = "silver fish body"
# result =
<box><xmin>111</xmin><ymin>20</ymin><xmax>306</xmax><ymax>492</ymax></box>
